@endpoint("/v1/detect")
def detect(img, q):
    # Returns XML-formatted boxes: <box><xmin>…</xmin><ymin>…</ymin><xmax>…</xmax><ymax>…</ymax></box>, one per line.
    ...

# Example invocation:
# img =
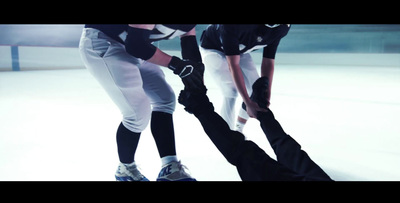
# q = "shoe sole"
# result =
<box><xmin>156</xmin><ymin>178</ymin><xmax>197</xmax><ymax>181</ymax></box>
<box><xmin>115</xmin><ymin>176</ymin><xmax>149</xmax><ymax>181</ymax></box>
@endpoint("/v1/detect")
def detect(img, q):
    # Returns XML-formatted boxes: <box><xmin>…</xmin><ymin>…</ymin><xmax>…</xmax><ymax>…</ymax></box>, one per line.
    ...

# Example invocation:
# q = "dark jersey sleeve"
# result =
<box><xmin>262</xmin><ymin>38</ymin><xmax>281</xmax><ymax>59</ymax></box>
<box><xmin>263</xmin><ymin>25</ymin><xmax>290</xmax><ymax>59</ymax></box>
<box><xmin>220</xmin><ymin>25</ymin><xmax>241</xmax><ymax>56</ymax></box>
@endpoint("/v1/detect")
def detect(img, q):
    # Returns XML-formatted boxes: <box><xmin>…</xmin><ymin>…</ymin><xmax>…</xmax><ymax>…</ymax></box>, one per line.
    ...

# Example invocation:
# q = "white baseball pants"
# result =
<box><xmin>79</xmin><ymin>28</ymin><xmax>175</xmax><ymax>133</ymax></box>
<box><xmin>200</xmin><ymin>47</ymin><xmax>259</xmax><ymax>129</ymax></box>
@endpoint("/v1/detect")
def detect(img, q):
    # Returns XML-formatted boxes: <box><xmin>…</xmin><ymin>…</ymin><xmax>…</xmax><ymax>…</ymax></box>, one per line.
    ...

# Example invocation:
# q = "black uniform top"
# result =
<box><xmin>200</xmin><ymin>24</ymin><xmax>290</xmax><ymax>59</ymax></box>
<box><xmin>85</xmin><ymin>24</ymin><xmax>196</xmax><ymax>44</ymax></box>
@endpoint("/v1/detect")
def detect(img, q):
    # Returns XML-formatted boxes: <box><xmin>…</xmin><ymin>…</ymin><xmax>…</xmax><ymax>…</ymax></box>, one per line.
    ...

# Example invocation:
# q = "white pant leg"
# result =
<box><xmin>79</xmin><ymin>28</ymin><xmax>151</xmax><ymax>133</ymax></box>
<box><xmin>139</xmin><ymin>61</ymin><xmax>176</xmax><ymax>114</ymax></box>
<box><xmin>200</xmin><ymin>48</ymin><xmax>238</xmax><ymax>128</ymax></box>
<box><xmin>201</xmin><ymin>48</ymin><xmax>261</xmax><ymax>126</ymax></box>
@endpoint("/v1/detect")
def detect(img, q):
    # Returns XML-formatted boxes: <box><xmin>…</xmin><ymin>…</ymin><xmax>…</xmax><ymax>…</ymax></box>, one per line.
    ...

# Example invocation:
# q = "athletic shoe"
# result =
<box><xmin>115</xmin><ymin>162</ymin><xmax>149</xmax><ymax>181</ymax></box>
<box><xmin>242</xmin><ymin>76</ymin><xmax>270</xmax><ymax>110</ymax></box>
<box><xmin>156</xmin><ymin>161</ymin><xmax>196</xmax><ymax>181</ymax></box>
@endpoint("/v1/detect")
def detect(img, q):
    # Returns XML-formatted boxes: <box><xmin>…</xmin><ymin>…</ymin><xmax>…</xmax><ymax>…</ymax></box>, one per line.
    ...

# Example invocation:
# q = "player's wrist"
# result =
<box><xmin>167</xmin><ymin>56</ymin><xmax>179</xmax><ymax>71</ymax></box>
<box><xmin>243</xmin><ymin>97</ymin><xmax>253</xmax><ymax>106</ymax></box>
<box><xmin>168</xmin><ymin>56</ymin><xmax>195</xmax><ymax>78</ymax></box>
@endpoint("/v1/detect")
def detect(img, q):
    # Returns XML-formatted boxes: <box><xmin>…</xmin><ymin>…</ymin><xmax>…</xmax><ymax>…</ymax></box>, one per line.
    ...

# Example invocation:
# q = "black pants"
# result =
<box><xmin>195</xmin><ymin>108</ymin><xmax>333</xmax><ymax>181</ymax></box>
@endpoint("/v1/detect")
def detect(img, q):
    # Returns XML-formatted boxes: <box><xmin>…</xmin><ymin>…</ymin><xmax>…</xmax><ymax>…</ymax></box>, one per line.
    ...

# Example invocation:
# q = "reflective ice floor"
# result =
<box><xmin>1</xmin><ymin>64</ymin><xmax>400</xmax><ymax>181</ymax></box>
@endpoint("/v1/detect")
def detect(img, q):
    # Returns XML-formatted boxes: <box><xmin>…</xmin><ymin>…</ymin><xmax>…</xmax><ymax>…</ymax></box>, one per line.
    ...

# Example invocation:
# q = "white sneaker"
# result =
<box><xmin>156</xmin><ymin>161</ymin><xmax>196</xmax><ymax>181</ymax></box>
<box><xmin>115</xmin><ymin>162</ymin><xmax>149</xmax><ymax>181</ymax></box>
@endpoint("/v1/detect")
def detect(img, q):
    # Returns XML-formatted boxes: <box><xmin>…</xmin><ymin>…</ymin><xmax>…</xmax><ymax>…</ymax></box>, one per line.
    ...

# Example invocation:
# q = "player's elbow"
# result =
<box><xmin>125</xmin><ymin>40</ymin><xmax>156</xmax><ymax>61</ymax></box>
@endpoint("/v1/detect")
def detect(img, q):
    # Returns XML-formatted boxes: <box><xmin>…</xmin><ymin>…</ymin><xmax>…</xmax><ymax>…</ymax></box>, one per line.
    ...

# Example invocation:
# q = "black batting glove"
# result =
<box><xmin>168</xmin><ymin>56</ymin><xmax>206</xmax><ymax>93</ymax></box>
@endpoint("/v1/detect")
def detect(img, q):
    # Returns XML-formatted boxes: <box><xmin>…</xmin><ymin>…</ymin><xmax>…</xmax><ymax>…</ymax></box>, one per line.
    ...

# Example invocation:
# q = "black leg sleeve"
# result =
<box><xmin>150</xmin><ymin>111</ymin><xmax>177</xmax><ymax>158</ymax></box>
<box><xmin>116</xmin><ymin>122</ymin><xmax>141</xmax><ymax>164</ymax></box>
<box><xmin>257</xmin><ymin>110</ymin><xmax>333</xmax><ymax>181</ymax></box>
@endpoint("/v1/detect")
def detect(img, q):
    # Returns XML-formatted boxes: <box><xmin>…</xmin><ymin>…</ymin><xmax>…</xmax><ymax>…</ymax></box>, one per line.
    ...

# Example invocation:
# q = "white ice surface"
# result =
<box><xmin>1</xmin><ymin>64</ymin><xmax>400</xmax><ymax>181</ymax></box>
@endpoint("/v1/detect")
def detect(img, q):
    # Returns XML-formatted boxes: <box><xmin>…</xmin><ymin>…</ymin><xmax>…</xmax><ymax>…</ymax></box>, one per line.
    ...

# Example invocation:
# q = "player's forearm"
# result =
<box><xmin>261</xmin><ymin>57</ymin><xmax>274</xmax><ymax>79</ymax></box>
<box><xmin>233</xmin><ymin>70</ymin><xmax>251</xmax><ymax>105</ymax></box>
<box><xmin>146</xmin><ymin>48</ymin><xmax>172</xmax><ymax>67</ymax></box>
<box><xmin>226</xmin><ymin>56</ymin><xmax>252</xmax><ymax>104</ymax></box>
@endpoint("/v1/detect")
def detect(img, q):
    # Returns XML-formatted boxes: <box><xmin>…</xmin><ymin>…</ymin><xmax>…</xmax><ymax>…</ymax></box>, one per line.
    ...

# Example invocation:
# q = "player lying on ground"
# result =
<box><xmin>178</xmin><ymin>77</ymin><xmax>333</xmax><ymax>181</ymax></box>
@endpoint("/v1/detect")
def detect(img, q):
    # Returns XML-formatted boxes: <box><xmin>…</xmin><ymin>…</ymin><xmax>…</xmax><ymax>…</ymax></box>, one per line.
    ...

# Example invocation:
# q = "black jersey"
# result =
<box><xmin>200</xmin><ymin>24</ymin><xmax>290</xmax><ymax>59</ymax></box>
<box><xmin>85</xmin><ymin>24</ymin><xmax>196</xmax><ymax>44</ymax></box>
<box><xmin>148</xmin><ymin>24</ymin><xmax>196</xmax><ymax>42</ymax></box>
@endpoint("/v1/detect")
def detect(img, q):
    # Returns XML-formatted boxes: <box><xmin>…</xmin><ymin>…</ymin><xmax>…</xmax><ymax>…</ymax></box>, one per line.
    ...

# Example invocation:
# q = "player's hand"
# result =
<box><xmin>244</xmin><ymin>100</ymin><xmax>268</xmax><ymax>118</ymax></box>
<box><xmin>168</xmin><ymin>56</ymin><xmax>206</xmax><ymax>93</ymax></box>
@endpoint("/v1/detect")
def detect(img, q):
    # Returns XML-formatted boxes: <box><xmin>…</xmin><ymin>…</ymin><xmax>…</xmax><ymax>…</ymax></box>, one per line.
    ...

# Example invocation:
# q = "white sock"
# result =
<box><xmin>235</xmin><ymin>121</ymin><xmax>246</xmax><ymax>133</ymax></box>
<box><xmin>161</xmin><ymin>155</ymin><xmax>178</xmax><ymax>166</ymax></box>
<box><xmin>121</xmin><ymin>161</ymin><xmax>136</xmax><ymax>167</ymax></box>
